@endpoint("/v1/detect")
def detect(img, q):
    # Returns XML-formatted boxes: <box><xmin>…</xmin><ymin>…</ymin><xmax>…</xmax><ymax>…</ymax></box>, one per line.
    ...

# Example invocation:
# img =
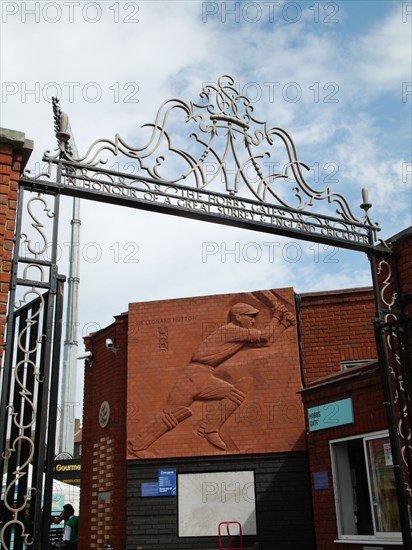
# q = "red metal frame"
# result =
<box><xmin>218</xmin><ymin>521</ymin><xmax>243</xmax><ymax>550</ymax></box>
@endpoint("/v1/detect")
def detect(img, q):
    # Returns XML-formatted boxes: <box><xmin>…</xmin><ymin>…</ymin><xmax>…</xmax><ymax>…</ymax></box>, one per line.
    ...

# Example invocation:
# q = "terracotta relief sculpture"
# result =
<box><xmin>128</xmin><ymin>296</ymin><xmax>296</xmax><ymax>458</ymax></box>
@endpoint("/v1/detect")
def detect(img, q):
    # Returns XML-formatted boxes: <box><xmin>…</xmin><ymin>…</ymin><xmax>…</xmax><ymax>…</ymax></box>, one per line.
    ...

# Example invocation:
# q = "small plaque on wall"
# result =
<box><xmin>141</xmin><ymin>482</ymin><xmax>160</xmax><ymax>497</ymax></box>
<box><xmin>313</xmin><ymin>471</ymin><xmax>329</xmax><ymax>490</ymax></box>
<box><xmin>141</xmin><ymin>469</ymin><xmax>177</xmax><ymax>497</ymax></box>
<box><xmin>158</xmin><ymin>468</ymin><xmax>176</xmax><ymax>495</ymax></box>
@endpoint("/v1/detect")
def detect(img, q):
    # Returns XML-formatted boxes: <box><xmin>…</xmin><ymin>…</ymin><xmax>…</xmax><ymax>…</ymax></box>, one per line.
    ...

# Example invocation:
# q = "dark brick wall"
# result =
<box><xmin>79</xmin><ymin>314</ymin><xmax>128</xmax><ymax>550</ymax></box>
<box><xmin>391</xmin><ymin>228</ymin><xmax>412</xmax><ymax>355</ymax></box>
<box><xmin>127</xmin><ymin>452</ymin><xmax>315</xmax><ymax>550</ymax></box>
<box><xmin>394</xmin><ymin>229</ymin><xmax>412</xmax><ymax>306</ymax></box>
<box><xmin>299</xmin><ymin>287</ymin><xmax>377</xmax><ymax>385</ymax></box>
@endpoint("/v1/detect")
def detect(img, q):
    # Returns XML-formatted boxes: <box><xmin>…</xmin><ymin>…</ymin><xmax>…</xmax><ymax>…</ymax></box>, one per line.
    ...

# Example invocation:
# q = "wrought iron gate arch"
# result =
<box><xmin>0</xmin><ymin>75</ymin><xmax>410</xmax><ymax>549</ymax></box>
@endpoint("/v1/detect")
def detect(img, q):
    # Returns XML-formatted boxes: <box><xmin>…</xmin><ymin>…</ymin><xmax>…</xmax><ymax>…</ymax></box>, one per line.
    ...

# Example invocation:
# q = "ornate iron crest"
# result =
<box><xmin>24</xmin><ymin>75</ymin><xmax>383</xmax><ymax>251</ymax></box>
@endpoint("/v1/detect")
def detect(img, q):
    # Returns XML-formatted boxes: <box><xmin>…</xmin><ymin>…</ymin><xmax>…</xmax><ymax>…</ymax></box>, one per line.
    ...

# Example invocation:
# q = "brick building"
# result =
<box><xmin>79</xmin><ymin>230</ymin><xmax>411</xmax><ymax>550</ymax></box>
<box><xmin>81</xmin><ymin>288</ymin><xmax>314</xmax><ymax>549</ymax></box>
<box><xmin>0</xmin><ymin>128</ymin><xmax>33</xmax><ymax>365</ymax></box>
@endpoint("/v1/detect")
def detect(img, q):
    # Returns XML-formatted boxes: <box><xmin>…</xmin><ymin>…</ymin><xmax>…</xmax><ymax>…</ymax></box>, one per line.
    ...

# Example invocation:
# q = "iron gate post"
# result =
<box><xmin>40</xmin><ymin>275</ymin><xmax>66</xmax><ymax>548</ymax></box>
<box><xmin>370</xmin><ymin>251</ymin><xmax>412</xmax><ymax>549</ymax></box>
<box><xmin>0</xmin><ymin>181</ymin><xmax>65</xmax><ymax>549</ymax></box>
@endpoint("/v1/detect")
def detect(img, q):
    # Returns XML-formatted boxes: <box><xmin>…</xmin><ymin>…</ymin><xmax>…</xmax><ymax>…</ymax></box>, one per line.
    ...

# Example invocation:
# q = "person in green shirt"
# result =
<box><xmin>53</xmin><ymin>504</ymin><xmax>79</xmax><ymax>550</ymax></box>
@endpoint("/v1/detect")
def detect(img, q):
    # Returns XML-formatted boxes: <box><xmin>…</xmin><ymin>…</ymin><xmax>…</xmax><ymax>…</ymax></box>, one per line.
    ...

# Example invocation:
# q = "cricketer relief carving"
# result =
<box><xmin>128</xmin><ymin>292</ymin><xmax>296</xmax><ymax>458</ymax></box>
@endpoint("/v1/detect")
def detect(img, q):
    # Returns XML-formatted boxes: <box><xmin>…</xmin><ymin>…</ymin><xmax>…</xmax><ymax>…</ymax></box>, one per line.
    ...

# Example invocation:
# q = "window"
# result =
<box><xmin>330</xmin><ymin>431</ymin><xmax>401</xmax><ymax>542</ymax></box>
<box><xmin>340</xmin><ymin>359</ymin><xmax>376</xmax><ymax>370</ymax></box>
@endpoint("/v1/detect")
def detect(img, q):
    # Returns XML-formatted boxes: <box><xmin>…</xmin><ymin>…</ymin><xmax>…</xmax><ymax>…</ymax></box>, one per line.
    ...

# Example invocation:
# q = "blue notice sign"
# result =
<box><xmin>158</xmin><ymin>468</ymin><xmax>176</xmax><ymax>495</ymax></box>
<box><xmin>314</xmin><ymin>471</ymin><xmax>329</xmax><ymax>490</ymax></box>
<box><xmin>141</xmin><ymin>482</ymin><xmax>160</xmax><ymax>497</ymax></box>
<box><xmin>308</xmin><ymin>398</ymin><xmax>354</xmax><ymax>432</ymax></box>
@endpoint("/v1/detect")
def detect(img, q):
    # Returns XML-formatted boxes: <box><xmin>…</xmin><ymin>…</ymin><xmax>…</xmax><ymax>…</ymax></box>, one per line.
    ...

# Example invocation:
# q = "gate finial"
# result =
<box><xmin>360</xmin><ymin>187</ymin><xmax>372</xmax><ymax>213</ymax></box>
<box><xmin>52</xmin><ymin>97</ymin><xmax>72</xmax><ymax>154</ymax></box>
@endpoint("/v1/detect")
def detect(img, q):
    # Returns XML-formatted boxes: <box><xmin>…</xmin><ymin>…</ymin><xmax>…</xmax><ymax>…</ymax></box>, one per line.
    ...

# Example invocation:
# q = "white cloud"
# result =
<box><xmin>350</xmin><ymin>5</ymin><xmax>412</xmax><ymax>93</ymax></box>
<box><xmin>332</xmin><ymin>115</ymin><xmax>410</xmax><ymax>221</ymax></box>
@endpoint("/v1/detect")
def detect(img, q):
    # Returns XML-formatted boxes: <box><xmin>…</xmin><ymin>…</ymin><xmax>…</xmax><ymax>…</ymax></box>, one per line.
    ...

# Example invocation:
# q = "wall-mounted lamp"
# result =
<box><xmin>76</xmin><ymin>350</ymin><xmax>93</xmax><ymax>364</ymax></box>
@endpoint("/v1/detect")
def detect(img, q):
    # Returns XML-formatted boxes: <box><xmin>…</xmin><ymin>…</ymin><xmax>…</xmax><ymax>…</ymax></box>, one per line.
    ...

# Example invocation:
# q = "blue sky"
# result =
<box><xmin>1</xmin><ymin>0</ymin><xmax>411</xmax><ymax>405</ymax></box>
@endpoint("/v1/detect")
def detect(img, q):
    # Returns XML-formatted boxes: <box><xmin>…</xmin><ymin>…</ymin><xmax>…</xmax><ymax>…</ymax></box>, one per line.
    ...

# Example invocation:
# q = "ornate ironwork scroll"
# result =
<box><xmin>22</xmin><ymin>75</ymin><xmax>382</xmax><ymax>252</ymax></box>
<box><xmin>0</xmin><ymin>184</ymin><xmax>65</xmax><ymax>549</ymax></box>
<box><xmin>370</xmin><ymin>252</ymin><xmax>412</xmax><ymax>548</ymax></box>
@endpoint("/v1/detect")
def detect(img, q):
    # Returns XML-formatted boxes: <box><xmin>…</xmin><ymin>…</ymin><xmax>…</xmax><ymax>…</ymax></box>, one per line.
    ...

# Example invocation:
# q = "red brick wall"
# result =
<box><xmin>301</xmin><ymin>364</ymin><xmax>400</xmax><ymax>550</ymax></box>
<box><xmin>391</xmin><ymin>228</ymin><xmax>412</xmax><ymax>316</ymax></box>
<box><xmin>126</xmin><ymin>288</ymin><xmax>306</xmax><ymax>459</ymax></box>
<box><xmin>79</xmin><ymin>314</ymin><xmax>128</xmax><ymax>550</ymax></box>
<box><xmin>299</xmin><ymin>288</ymin><xmax>377</xmax><ymax>385</ymax></box>
<box><xmin>299</xmin><ymin>266</ymin><xmax>412</xmax><ymax>550</ymax></box>
<box><xmin>0</xmin><ymin>129</ymin><xmax>33</xmax><ymax>366</ymax></box>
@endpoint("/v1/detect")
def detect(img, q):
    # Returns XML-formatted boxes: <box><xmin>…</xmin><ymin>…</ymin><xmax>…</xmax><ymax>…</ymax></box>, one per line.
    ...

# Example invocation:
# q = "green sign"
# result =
<box><xmin>308</xmin><ymin>398</ymin><xmax>354</xmax><ymax>431</ymax></box>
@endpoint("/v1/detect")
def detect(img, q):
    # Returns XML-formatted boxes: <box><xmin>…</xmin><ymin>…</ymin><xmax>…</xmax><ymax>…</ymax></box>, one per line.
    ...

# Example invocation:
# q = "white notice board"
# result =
<box><xmin>178</xmin><ymin>470</ymin><xmax>257</xmax><ymax>537</ymax></box>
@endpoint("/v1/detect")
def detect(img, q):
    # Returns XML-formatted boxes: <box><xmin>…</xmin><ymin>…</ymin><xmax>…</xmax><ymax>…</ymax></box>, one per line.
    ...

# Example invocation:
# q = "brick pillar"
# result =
<box><xmin>80</xmin><ymin>313</ymin><xmax>128</xmax><ymax>550</ymax></box>
<box><xmin>0</xmin><ymin>128</ymin><xmax>33</xmax><ymax>366</ymax></box>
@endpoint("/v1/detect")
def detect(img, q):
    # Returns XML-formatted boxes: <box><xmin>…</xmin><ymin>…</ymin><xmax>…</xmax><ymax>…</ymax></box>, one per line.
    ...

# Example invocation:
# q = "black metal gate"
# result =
<box><xmin>0</xmin><ymin>76</ymin><xmax>410</xmax><ymax>548</ymax></box>
<box><xmin>0</xmin><ymin>185</ymin><xmax>65</xmax><ymax>550</ymax></box>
